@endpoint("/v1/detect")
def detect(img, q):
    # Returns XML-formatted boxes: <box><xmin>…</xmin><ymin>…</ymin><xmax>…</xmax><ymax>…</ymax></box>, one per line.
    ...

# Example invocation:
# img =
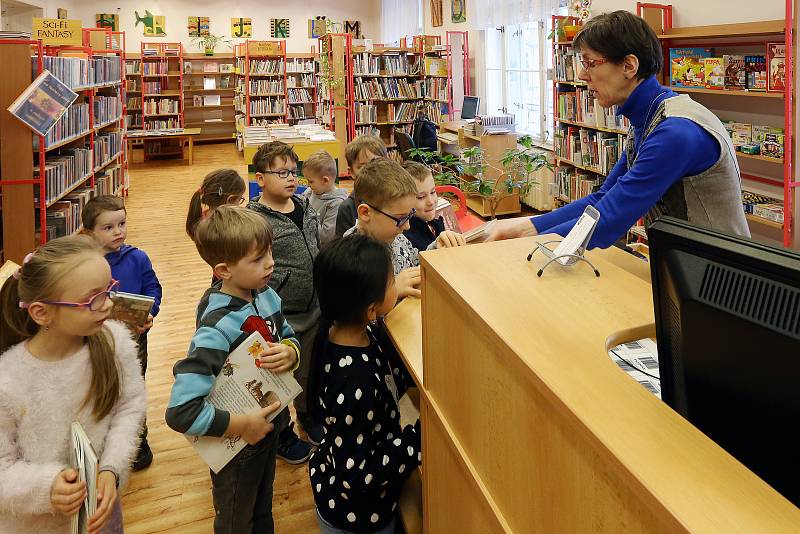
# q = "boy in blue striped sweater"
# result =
<box><xmin>166</xmin><ymin>206</ymin><xmax>299</xmax><ymax>534</ymax></box>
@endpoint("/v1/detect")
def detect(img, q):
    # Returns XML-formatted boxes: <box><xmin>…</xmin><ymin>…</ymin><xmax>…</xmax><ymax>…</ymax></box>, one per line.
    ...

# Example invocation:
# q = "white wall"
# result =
<box><xmin>63</xmin><ymin>0</ymin><xmax>380</xmax><ymax>54</ymax></box>
<box><xmin>590</xmin><ymin>0</ymin><xmax>785</xmax><ymax>26</ymax></box>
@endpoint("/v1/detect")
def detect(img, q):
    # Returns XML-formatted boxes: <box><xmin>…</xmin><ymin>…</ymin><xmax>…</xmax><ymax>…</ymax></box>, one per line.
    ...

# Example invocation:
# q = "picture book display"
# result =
<box><xmin>703</xmin><ymin>57</ymin><xmax>724</xmax><ymax>89</ymax></box>
<box><xmin>187</xmin><ymin>331</ymin><xmax>302</xmax><ymax>473</ymax></box>
<box><xmin>670</xmin><ymin>48</ymin><xmax>711</xmax><ymax>88</ymax></box>
<box><xmin>723</xmin><ymin>55</ymin><xmax>746</xmax><ymax>89</ymax></box>
<box><xmin>766</xmin><ymin>42</ymin><xmax>786</xmax><ymax>92</ymax></box>
<box><xmin>7</xmin><ymin>69</ymin><xmax>79</xmax><ymax>137</ymax></box>
<box><xmin>745</xmin><ymin>55</ymin><xmax>767</xmax><ymax>91</ymax></box>
<box><xmin>111</xmin><ymin>292</ymin><xmax>155</xmax><ymax>327</ymax></box>
<box><xmin>69</xmin><ymin>421</ymin><xmax>98</xmax><ymax>534</ymax></box>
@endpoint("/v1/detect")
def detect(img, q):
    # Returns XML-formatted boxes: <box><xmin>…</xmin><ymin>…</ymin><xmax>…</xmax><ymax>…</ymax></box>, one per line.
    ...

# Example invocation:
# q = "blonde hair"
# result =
<box><xmin>195</xmin><ymin>205</ymin><xmax>274</xmax><ymax>268</ymax></box>
<box><xmin>0</xmin><ymin>236</ymin><xmax>120</xmax><ymax>421</ymax></box>
<box><xmin>345</xmin><ymin>135</ymin><xmax>388</xmax><ymax>167</ymax></box>
<box><xmin>401</xmin><ymin>161</ymin><xmax>433</xmax><ymax>183</ymax></box>
<box><xmin>303</xmin><ymin>150</ymin><xmax>337</xmax><ymax>179</ymax></box>
<box><xmin>354</xmin><ymin>159</ymin><xmax>417</xmax><ymax>207</ymax></box>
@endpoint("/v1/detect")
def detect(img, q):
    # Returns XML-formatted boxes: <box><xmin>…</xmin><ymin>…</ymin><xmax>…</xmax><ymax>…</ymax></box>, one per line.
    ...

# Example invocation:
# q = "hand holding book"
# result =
<box><xmin>226</xmin><ymin>401</ymin><xmax>282</xmax><ymax>446</ymax></box>
<box><xmin>87</xmin><ymin>471</ymin><xmax>117</xmax><ymax>534</ymax></box>
<box><xmin>51</xmin><ymin>468</ymin><xmax>86</xmax><ymax>517</ymax></box>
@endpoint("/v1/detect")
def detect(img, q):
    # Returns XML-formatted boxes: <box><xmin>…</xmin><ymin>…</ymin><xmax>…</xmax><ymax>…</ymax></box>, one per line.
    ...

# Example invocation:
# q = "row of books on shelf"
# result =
<box><xmin>142</xmin><ymin>81</ymin><xmax>176</xmax><ymax>94</ymax></box>
<box><xmin>94</xmin><ymin>131</ymin><xmax>123</xmax><ymax>168</ymax></box>
<box><xmin>356</xmin><ymin>125</ymin><xmax>380</xmax><ymax>137</ymax></box>
<box><xmin>192</xmin><ymin>95</ymin><xmax>223</xmax><ymax>106</ymax></box>
<box><xmin>196</xmin><ymin>76</ymin><xmax>232</xmax><ymax>90</ymax></box>
<box><xmin>669</xmin><ymin>45</ymin><xmax>784</xmax><ymax>92</ymax></box>
<box><xmin>424</xmin><ymin>58</ymin><xmax>448</xmax><ymax>77</ymax></box>
<box><xmin>247</xmin><ymin>79</ymin><xmax>284</xmax><ymax>93</ymax></box>
<box><xmin>40</xmin><ymin>147</ymin><xmax>92</xmax><ymax>205</ymax></box>
<box><xmin>125</xmin><ymin>114</ymin><xmax>143</xmax><ymax>129</ymax></box>
<box><xmin>94</xmin><ymin>164</ymin><xmax>125</xmax><ymax>197</ymax></box>
<box><xmin>419</xmin><ymin>78</ymin><xmax>448</xmax><ymax>101</ymax></box>
<box><xmin>127</xmin><ymin>97</ymin><xmax>141</xmax><ymax>109</ymax></box>
<box><xmin>39</xmin><ymin>103</ymin><xmax>89</xmax><ymax>149</ymax></box>
<box><xmin>557</xmin><ymin>87</ymin><xmax>629</xmax><ymax>132</ymax></box>
<box><xmin>418</xmin><ymin>100</ymin><xmax>447</xmax><ymax>123</ymax></box>
<box><xmin>554</xmin><ymin>47</ymin><xmax>581</xmax><ymax>82</ymax></box>
<box><xmin>386</xmin><ymin>102</ymin><xmax>417</xmax><ymax>122</ymax></box>
<box><xmin>556</xmin><ymin>126</ymin><xmax>624</xmax><ymax>175</ymax></box>
<box><xmin>288</xmin><ymin>74</ymin><xmax>314</xmax><ymax>88</ymax></box>
<box><xmin>125</xmin><ymin>61</ymin><xmax>140</xmax><ymax>75</ymax></box>
<box><xmin>353</xmin><ymin>53</ymin><xmax>380</xmax><ymax>75</ymax></box>
<box><xmin>288</xmin><ymin>107</ymin><xmax>310</xmax><ymax>119</ymax></box>
<box><xmin>144</xmin><ymin>118</ymin><xmax>181</xmax><ymax>129</ymax></box>
<box><xmin>143</xmin><ymin>98</ymin><xmax>180</xmax><ymax>114</ymax></box>
<box><xmin>723</xmin><ymin>121</ymin><xmax>784</xmax><ymax>160</ymax></box>
<box><xmin>37</xmin><ymin>56</ymin><xmax>122</xmax><ymax>90</ymax></box>
<box><xmin>127</xmin><ymin>79</ymin><xmax>140</xmax><ymax>92</ymax></box>
<box><xmin>741</xmin><ymin>191</ymin><xmax>784</xmax><ymax>225</ymax></box>
<box><xmin>555</xmin><ymin>167</ymin><xmax>603</xmax><ymax>203</ymax></box>
<box><xmin>245</xmin><ymin>98</ymin><xmax>285</xmax><ymax>115</ymax></box>
<box><xmin>45</xmin><ymin>187</ymin><xmax>93</xmax><ymax>240</ymax></box>
<box><xmin>355</xmin><ymin>103</ymin><xmax>377</xmax><ymax>124</ymax></box>
<box><xmin>286</xmin><ymin>59</ymin><xmax>314</xmax><ymax>73</ymax></box>
<box><xmin>184</xmin><ymin>62</ymin><xmax>234</xmax><ymax>73</ymax></box>
<box><xmin>239</xmin><ymin>59</ymin><xmax>284</xmax><ymax>75</ymax></box>
<box><xmin>142</xmin><ymin>62</ymin><xmax>169</xmax><ymax>75</ymax></box>
<box><xmin>288</xmin><ymin>88</ymin><xmax>313</xmax><ymax>103</ymax></box>
<box><xmin>245</xmin><ymin>117</ymin><xmax>285</xmax><ymax>127</ymax></box>
<box><xmin>355</xmin><ymin>78</ymin><xmax>418</xmax><ymax>100</ymax></box>
<box><xmin>142</xmin><ymin>46</ymin><xmax>180</xmax><ymax>57</ymax></box>
<box><xmin>94</xmin><ymin>95</ymin><xmax>121</xmax><ymax>124</ymax></box>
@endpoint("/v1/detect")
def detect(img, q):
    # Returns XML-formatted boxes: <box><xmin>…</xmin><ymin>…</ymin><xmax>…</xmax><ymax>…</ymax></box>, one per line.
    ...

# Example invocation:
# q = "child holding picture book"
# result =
<box><xmin>0</xmin><ymin>235</ymin><xmax>146</xmax><ymax>534</ymax></box>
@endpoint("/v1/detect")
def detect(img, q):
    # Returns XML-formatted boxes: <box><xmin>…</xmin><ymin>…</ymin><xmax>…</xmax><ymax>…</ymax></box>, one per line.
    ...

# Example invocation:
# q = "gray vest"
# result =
<box><xmin>626</xmin><ymin>94</ymin><xmax>750</xmax><ymax>238</ymax></box>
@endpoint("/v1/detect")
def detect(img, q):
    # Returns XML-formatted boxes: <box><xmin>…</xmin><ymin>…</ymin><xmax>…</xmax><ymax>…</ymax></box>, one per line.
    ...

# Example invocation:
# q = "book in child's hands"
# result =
<box><xmin>723</xmin><ymin>55</ymin><xmax>746</xmax><ymax>89</ymax></box>
<box><xmin>745</xmin><ymin>55</ymin><xmax>767</xmax><ymax>91</ymax></box>
<box><xmin>463</xmin><ymin>219</ymin><xmax>498</xmax><ymax>243</ymax></box>
<box><xmin>434</xmin><ymin>197</ymin><xmax>462</xmax><ymax>233</ymax></box>
<box><xmin>7</xmin><ymin>69</ymin><xmax>79</xmax><ymax>137</ymax></box>
<box><xmin>670</xmin><ymin>48</ymin><xmax>712</xmax><ymax>88</ymax></box>
<box><xmin>110</xmin><ymin>292</ymin><xmax>155</xmax><ymax>327</ymax></box>
<box><xmin>703</xmin><ymin>58</ymin><xmax>724</xmax><ymax>89</ymax></box>
<box><xmin>0</xmin><ymin>260</ymin><xmax>21</xmax><ymax>287</ymax></box>
<box><xmin>69</xmin><ymin>421</ymin><xmax>98</xmax><ymax>534</ymax></box>
<box><xmin>187</xmin><ymin>331</ymin><xmax>302</xmax><ymax>473</ymax></box>
<box><xmin>767</xmin><ymin>42</ymin><xmax>786</xmax><ymax>92</ymax></box>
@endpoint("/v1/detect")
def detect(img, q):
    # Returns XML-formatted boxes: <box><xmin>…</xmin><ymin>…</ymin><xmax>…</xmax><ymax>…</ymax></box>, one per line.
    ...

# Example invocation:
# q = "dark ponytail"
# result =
<box><xmin>307</xmin><ymin>235</ymin><xmax>393</xmax><ymax>424</ymax></box>
<box><xmin>185</xmin><ymin>169</ymin><xmax>247</xmax><ymax>240</ymax></box>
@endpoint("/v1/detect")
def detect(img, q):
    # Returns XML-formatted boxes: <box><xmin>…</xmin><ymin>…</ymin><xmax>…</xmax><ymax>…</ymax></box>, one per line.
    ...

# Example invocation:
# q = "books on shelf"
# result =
<box><xmin>143</xmin><ymin>118</ymin><xmax>182</xmax><ymax>130</ymax></box>
<box><xmin>35</xmin><ymin>102</ymin><xmax>90</xmax><ymax>149</ymax></box>
<box><xmin>125</xmin><ymin>60</ymin><xmax>141</xmax><ymax>75</ymax></box>
<box><xmin>203</xmin><ymin>62</ymin><xmax>219</xmax><ymax>73</ymax></box>
<box><xmin>94</xmin><ymin>164</ymin><xmax>124</xmax><ymax>197</ymax></box>
<box><xmin>721</xmin><ymin>120</ymin><xmax>784</xmax><ymax>159</ymax></box>
<box><xmin>220</xmin><ymin>63</ymin><xmax>234</xmax><ymax>73</ymax></box>
<box><xmin>184</xmin><ymin>61</ymin><xmax>193</xmax><ymax>73</ymax></box>
<box><xmin>38</xmin><ymin>56</ymin><xmax>91</xmax><ymax>89</ymax></box>
<box><xmin>555</xmin><ymin>166</ymin><xmax>603</xmax><ymax>203</ymax></box>
<box><xmin>249</xmin><ymin>98</ymin><xmax>285</xmax><ymax>116</ymax></box>
<box><xmin>204</xmin><ymin>77</ymin><xmax>216</xmax><ymax>90</ymax></box>
<box><xmin>704</xmin><ymin>58</ymin><xmax>724</xmax><ymax>89</ymax></box>
<box><xmin>143</xmin><ymin>62</ymin><xmax>167</xmax><ymax>76</ymax></box>
<box><xmin>7</xmin><ymin>69</ymin><xmax>79</xmax><ymax>137</ymax></box>
<box><xmin>424</xmin><ymin>57</ymin><xmax>448</xmax><ymax>77</ymax></box>
<box><xmin>723</xmin><ymin>55</ymin><xmax>746</xmax><ymax>90</ymax></box>
<box><xmin>41</xmin><ymin>146</ymin><xmax>92</xmax><ymax>204</ymax></box>
<box><xmin>186</xmin><ymin>331</ymin><xmax>302</xmax><ymax>473</ymax></box>
<box><xmin>94</xmin><ymin>131</ymin><xmax>123</xmax><ymax>168</ymax></box>
<box><xmin>204</xmin><ymin>95</ymin><xmax>221</xmax><ymax>106</ymax></box>
<box><xmin>249</xmin><ymin>79</ymin><xmax>284</xmax><ymax>94</ymax></box>
<box><xmin>287</xmin><ymin>73</ymin><xmax>314</xmax><ymax>88</ymax></box>
<box><xmin>286</xmin><ymin>58</ymin><xmax>314</xmax><ymax>73</ymax></box>
<box><xmin>354</xmin><ymin>53</ymin><xmax>380</xmax><ymax>75</ymax></box>
<box><xmin>248</xmin><ymin>59</ymin><xmax>284</xmax><ymax>75</ymax></box>
<box><xmin>355</xmin><ymin>102</ymin><xmax>377</xmax><ymax>123</ymax></box>
<box><xmin>110</xmin><ymin>292</ymin><xmax>155</xmax><ymax>327</ymax></box>
<box><xmin>288</xmin><ymin>88</ymin><xmax>312</xmax><ymax>104</ymax></box>
<box><xmin>90</xmin><ymin>56</ymin><xmax>122</xmax><ymax>86</ymax></box>
<box><xmin>383</xmin><ymin>54</ymin><xmax>411</xmax><ymax>75</ymax></box>
<box><xmin>766</xmin><ymin>42</ymin><xmax>786</xmax><ymax>92</ymax></box>
<box><xmin>670</xmin><ymin>48</ymin><xmax>712</xmax><ymax>88</ymax></box>
<box><xmin>745</xmin><ymin>55</ymin><xmax>767</xmax><ymax>91</ymax></box>
<box><xmin>69</xmin><ymin>421</ymin><xmax>98</xmax><ymax>534</ymax></box>
<box><xmin>556</xmin><ymin>124</ymin><xmax>624</xmax><ymax>175</ymax></box>
<box><xmin>94</xmin><ymin>95</ymin><xmax>121</xmax><ymax>125</ymax></box>
<box><xmin>142</xmin><ymin>81</ymin><xmax>162</xmax><ymax>94</ymax></box>
<box><xmin>557</xmin><ymin>86</ymin><xmax>629</xmax><ymax>132</ymax></box>
<box><xmin>555</xmin><ymin>47</ymin><xmax>578</xmax><ymax>82</ymax></box>
<box><xmin>143</xmin><ymin>98</ymin><xmax>179</xmax><ymax>114</ymax></box>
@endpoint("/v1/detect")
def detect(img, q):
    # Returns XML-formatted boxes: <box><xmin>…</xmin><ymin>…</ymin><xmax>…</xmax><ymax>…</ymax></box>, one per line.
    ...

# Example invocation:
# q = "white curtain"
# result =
<box><xmin>472</xmin><ymin>0</ymin><xmax>561</xmax><ymax>29</ymax></box>
<box><xmin>380</xmin><ymin>0</ymin><xmax>423</xmax><ymax>45</ymax></box>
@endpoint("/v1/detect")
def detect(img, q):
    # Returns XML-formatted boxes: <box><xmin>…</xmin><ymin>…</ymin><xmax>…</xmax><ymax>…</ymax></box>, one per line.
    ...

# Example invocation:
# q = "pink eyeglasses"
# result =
<box><xmin>21</xmin><ymin>279</ymin><xmax>120</xmax><ymax>311</ymax></box>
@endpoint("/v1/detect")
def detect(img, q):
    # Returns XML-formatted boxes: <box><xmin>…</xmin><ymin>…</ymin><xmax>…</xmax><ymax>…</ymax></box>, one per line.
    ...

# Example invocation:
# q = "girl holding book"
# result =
<box><xmin>185</xmin><ymin>168</ymin><xmax>248</xmax><ymax>240</ymax></box>
<box><xmin>0</xmin><ymin>235</ymin><xmax>146</xmax><ymax>534</ymax></box>
<box><xmin>307</xmin><ymin>235</ymin><xmax>420</xmax><ymax>534</ymax></box>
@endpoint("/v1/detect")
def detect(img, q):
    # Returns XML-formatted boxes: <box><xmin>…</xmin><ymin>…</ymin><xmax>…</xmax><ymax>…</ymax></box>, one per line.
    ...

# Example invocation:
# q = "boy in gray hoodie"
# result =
<box><xmin>248</xmin><ymin>141</ymin><xmax>322</xmax><ymax>463</ymax></box>
<box><xmin>300</xmin><ymin>150</ymin><xmax>349</xmax><ymax>247</ymax></box>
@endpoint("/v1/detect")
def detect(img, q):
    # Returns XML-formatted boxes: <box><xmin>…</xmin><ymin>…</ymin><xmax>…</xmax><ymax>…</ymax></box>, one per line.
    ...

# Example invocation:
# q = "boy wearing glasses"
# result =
<box><xmin>81</xmin><ymin>194</ymin><xmax>163</xmax><ymax>471</ymax></box>
<box><xmin>343</xmin><ymin>159</ymin><xmax>464</xmax><ymax>300</ymax></box>
<box><xmin>248</xmin><ymin>141</ymin><xmax>322</xmax><ymax>461</ymax></box>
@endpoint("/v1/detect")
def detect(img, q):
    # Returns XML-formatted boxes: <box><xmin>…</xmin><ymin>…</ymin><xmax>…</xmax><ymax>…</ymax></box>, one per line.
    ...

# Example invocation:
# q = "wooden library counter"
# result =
<box><xmin>384</xmin><ymin>235</ymin><xmax>800</xmax><ymax>533</ymax></box>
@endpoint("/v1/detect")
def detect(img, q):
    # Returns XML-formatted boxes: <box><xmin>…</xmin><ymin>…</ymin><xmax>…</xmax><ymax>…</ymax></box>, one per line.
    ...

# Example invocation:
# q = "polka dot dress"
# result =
<box><xmin>309</xmin><ymin>329</ymin><xmax>420</xmax><ymax>532</ymax></box>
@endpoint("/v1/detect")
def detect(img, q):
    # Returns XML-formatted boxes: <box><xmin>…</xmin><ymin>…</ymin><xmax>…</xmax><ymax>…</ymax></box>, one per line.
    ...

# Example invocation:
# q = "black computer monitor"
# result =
<box><xmin>460</xmin><ymin>95</ymin><xmax>480</xmax><ymax>119</ymax></box>
<box><xmin>648</xmin><ymin>217</ymin><xmax>800</xmax><ymax>506</ymax></box>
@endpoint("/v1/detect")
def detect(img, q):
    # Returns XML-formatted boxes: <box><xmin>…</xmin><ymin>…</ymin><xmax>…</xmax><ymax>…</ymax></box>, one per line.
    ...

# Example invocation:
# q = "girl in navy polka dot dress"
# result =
<box><xmin>307</xmin><ymin>234</ymin><xmax>421</xmax><ymax>533</ymax></box>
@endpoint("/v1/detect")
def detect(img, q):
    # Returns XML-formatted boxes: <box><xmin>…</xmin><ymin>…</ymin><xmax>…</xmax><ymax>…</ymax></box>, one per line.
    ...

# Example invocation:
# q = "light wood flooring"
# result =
<box><xmin>121</xmin><ymin>142</ymin><xmax>320</xmax><ymax>533</ymax></box>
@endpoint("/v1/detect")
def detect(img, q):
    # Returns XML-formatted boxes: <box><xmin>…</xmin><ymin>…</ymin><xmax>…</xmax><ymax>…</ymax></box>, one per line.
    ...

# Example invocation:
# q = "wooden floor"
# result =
<box><xmin>121</xmin><ymin>142</ymin><xmax>320</xmax><ymax>533</ymax></box>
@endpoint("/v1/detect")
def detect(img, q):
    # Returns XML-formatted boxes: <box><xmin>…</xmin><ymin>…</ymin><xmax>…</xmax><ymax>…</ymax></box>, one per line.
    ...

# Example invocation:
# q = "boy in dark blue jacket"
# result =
<box><xmin>82</xmin><ymin>195</ymin><xmax>163</xmax><ymax>471</ymax></box>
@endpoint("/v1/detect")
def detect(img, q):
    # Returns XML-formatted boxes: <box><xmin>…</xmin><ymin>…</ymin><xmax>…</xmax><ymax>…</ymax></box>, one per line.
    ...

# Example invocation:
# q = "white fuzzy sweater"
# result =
<box><xmin>0</xmin><ymin>321</ymin><xmax>146</xmax><ymax>534</ymax></box>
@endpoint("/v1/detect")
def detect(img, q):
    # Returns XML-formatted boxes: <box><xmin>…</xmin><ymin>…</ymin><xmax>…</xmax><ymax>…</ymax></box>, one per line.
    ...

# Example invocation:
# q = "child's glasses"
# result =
<box><xmin>33</xmin><ymin>279</ymin><xmax>120</xmax><ymax>311</ymax></box>
<box><xmin>264</xmin><ymin>169</ymin><xmax>300</xmax><ymax>180</ymax></box>
<box><xmin>364</xmin><ymin>202</ymin><xmax>416</xmax><ymax>228</ymax></box>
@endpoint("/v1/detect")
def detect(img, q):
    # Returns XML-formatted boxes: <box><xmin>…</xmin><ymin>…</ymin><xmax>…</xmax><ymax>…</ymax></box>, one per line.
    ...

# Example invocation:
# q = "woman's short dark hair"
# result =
<box><xmin>573</xmin><ymin>10</ymin><xmax>663</xmax><ymax>80</ymax></box>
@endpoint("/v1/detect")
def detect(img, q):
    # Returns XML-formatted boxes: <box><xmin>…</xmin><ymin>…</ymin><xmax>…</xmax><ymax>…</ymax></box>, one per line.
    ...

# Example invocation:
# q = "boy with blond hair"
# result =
<box><xmin>334</xmin><ymin>135</ymin><xmax>389</xmax><ymax>239</ymax></box>
<box><xmin>166</xmin><ymin>205</ymin><xmax>297</xmax><ymax>534</ymax></box>
<box><xmin>344</xmin><ymin>159</ymin><xmax>465</xmax><ymax>299</ymax></box>
<box><xmin>300</xmin><ymin>150</ymin><xmax>348</xmax><ymax>246</ymax></box>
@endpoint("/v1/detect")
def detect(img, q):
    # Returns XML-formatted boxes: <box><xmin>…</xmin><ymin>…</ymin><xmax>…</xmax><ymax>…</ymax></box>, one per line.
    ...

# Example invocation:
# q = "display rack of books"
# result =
<box><xmin>234</xmin><ymin>40</ymin><xmax>288</xmax><ymax>136</ymax></box>
<box><xmin>315</xmin><ymin>33</ymin><xmax>355</xmax><ymax>162</ymax></box>
<box><xmin>0</xmin><ymin>33</ymin><xmax>127</xmax><ymax>263</ymax></box>
<box><xmin>184</xmin><ymin>53</ymin><xmax>236</xmax><ymax>142</ymax></box>
<box><xmin>286</xmin><ymin>53</ymin><xmax>317</xmax><ymax>125</ymax></box>
<box><xmin>140</xmin><ymin>42</ymin><xmax>185</xmax><ymax>160</ymax></box>
<box><xmin>640</xmin><ymin>2</ymin><xmax>794</xmax><ymax>247</ymax></box>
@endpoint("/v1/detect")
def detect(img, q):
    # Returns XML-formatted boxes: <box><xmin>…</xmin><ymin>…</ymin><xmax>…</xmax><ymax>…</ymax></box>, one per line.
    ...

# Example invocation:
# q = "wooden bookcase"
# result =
<box><xmin>235</xmin><ymin>40</ymin><xmax>288</xmax><ymax>130</ymax></box>
<box><xmin>286</xmin><ymin>52</ymin><xmax>317</xmax><ymax>125</ymax></box>
<box><xmin>140</xmin><ymin>42</ymin><xmax>185</xmax><ymax>160</ymax></box>
<box><xmin>183</xmin><ymin>53</ymin><xmax>236</xmax><ymax>143</ymax></box>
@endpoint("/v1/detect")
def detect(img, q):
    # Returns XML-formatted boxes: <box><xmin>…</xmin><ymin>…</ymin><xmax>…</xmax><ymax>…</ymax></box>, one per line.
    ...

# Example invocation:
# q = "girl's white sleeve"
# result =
<box><xmin>98</xmin><ymin>321</ymin><xmax>146</xmax><ymax>487</ymax></box>
<box><xmin>0</xmin><ymin>391</ymin><xmax>66</xmax><ymax>515</ymax></box>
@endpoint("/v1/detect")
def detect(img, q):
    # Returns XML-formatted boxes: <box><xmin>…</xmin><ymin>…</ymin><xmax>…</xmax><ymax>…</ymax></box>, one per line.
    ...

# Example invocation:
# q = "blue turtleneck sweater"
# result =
<box><xmin>532</xmin><ymin>76</ymin><xmax>720</xmax><ymax>249</ymax></box>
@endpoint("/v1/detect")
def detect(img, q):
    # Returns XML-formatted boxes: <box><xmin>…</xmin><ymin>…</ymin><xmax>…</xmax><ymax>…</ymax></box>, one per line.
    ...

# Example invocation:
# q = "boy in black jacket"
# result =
<box><xmin>249</xmin><ymin>141</ymin><xmax>322</xmax><ymax>462</ymax></box>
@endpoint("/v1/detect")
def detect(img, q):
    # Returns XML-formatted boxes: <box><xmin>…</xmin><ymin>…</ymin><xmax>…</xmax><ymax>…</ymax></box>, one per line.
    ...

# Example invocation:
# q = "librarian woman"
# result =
<box><xmin>489</xmin><ymin>11</ymin><xmax>750</xmax><ymax>246</ymax></box>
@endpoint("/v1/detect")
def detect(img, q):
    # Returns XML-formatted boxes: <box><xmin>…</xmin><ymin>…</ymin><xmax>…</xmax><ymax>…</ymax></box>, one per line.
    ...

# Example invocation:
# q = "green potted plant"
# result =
<box><xmin>192</xmin><ymin>34</ymin><xmax>232</xmax><ymax>56</ymax></box>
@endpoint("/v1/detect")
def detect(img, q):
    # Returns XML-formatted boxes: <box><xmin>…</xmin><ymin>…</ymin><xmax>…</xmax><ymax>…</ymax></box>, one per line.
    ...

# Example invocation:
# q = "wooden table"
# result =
<box><xmin>384</xmin><ymin>236</ymin><xmax>800</xmax><ymax>533</ymax></box>
<box><xmin>127</xmin><ymin>128</ymin><xmax>202</xmax><ymax>165</ymax></box>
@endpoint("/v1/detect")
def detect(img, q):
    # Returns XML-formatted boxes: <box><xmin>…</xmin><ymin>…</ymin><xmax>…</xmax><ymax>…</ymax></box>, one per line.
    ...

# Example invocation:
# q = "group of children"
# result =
<box><xmin>0</xmin><ymin>134</ymin><xmax>469</xmax><ymax>534</ymax></box>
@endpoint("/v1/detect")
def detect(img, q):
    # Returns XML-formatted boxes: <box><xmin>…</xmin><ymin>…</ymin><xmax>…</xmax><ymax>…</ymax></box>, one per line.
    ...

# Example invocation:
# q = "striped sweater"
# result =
<box><xmin>165</xmin><ymin>285</ymin><xmax>299</xmax><ymax>437</ymax></box>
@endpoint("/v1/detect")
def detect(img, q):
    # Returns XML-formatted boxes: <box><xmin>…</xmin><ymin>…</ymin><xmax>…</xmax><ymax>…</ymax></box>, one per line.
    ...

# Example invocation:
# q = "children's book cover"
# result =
<box><xmin>704</xmin><ymin>58</ymin><xmax>724</xmax><ymax>89</ymax></box>
<box><xmin>744</xmin><ymin>55</ymin><xmax>767</xmax><ymax>91</ymax></box>
<box><xmin>766</xmin><ymin>42</ymin><xmax>786</xmax><ymax>92</ymax></box>
<box><xmin>7</xmin><ymin>69</ymin><xmax>78</xmax><ymax>137</ymax></box>
<box><xmin>761</xmin><ymin>132</ymin><xmax>784</xmax><ymax>160</ymax></box>
<box><xmin>111</xmin><ymin>292</ymin><xmax>155</xmax><ymax>327</ymax></box>
<box><xmin>670</xmin><ymin>48</ymin><xmax>712</xmax><ymax>88</ymax></box>
<box><xmin>723</xmin><ymin>55</ymin><xmax>746</xmax><ymax>89</ymax></box>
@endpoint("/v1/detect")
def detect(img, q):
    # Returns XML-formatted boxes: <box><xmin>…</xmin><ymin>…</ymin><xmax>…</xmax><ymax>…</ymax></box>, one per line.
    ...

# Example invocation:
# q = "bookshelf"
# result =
<box><xmin>235</xmin><ymin>40</ymin><xmax>288</xmax><ymax>135</ymax></box>
<box><xmin>414</xmin><ymin>34</ymin><xmax>455</xmax><ymax>124</ymax></box>
<box><xmin>138</xmin><ymin>42</ymin><xmax>185</xmax><ymax>161</ymax></box>
<box><xmin>0</xmin><ymin>34</ymin><xmax>127</xmax><ymax>263</ymax></box>
<box><xmin>286</xmin><ymin>53</ymin><xmax>318</xmax><ymax>125</ymax></box>
<box><xmin>643</xmin><ymin>2</ymin><xmax>794</xmax><ymax>247</ymax></box>
<box><xmin>184</xmin><ymin>53</ymin><xmax>236</xmax><ymax>142</ymax></box>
